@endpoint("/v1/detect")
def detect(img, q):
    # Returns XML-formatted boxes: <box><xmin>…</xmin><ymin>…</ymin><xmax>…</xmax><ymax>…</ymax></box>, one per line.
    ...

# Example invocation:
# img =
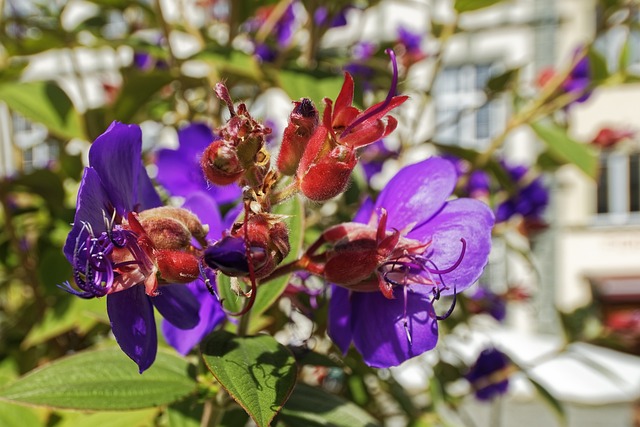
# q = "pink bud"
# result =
<box><xmin>277</xmin><ymin>98</ymin><xmax>319</xmax><ymax>175</ymax></box>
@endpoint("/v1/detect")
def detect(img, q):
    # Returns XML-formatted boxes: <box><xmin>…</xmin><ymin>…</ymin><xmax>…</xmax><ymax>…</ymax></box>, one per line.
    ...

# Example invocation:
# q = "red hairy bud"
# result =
<box><xmin>155</xmin><ymin>250</ymin><xmax>200</xmax><ymax>283</ymax></box>
<box><xmin>277</xmin><ymin>98</ymin><xmax>319</xmax><ymax>175</ymax></box>
<box><xmin>231</xmin><ymin>214</ymin><xmax>290</xmax><ymax>278</ymax></box>
<box><xmin>201</xmin><ymin>139</ymin><xmax>244</xmax><ymax>185</ymax></box>
<box><xmin>296</xmin><ymin>125</ymin><xmax>357</xmax><ymax>201</ymax></box>
<box><xmin>137</xmin><ymin>206</ymin><xmax>209</xmax><ymax>249</ymax></box>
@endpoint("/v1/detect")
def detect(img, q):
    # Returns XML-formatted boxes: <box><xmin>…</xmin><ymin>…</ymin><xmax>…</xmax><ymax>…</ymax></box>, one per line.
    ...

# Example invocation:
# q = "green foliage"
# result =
<box><xmin>0</xmin><ymin>349</ymin><xmax>197</xmax><ymax>410</ymax></box>
<box><xmin>455</xmin><ymin>0</ymin><xmax>505</xmax><ymax>12</ymax></box>
<box><xmin>200</xmin><ymin>331</ymin><xmax>297</xmax><ymax>427</ymax></box>
<box><xmin>0</xmin><ymin>82</ymin><xmax>85</xmax><ymax>141</ymax></box>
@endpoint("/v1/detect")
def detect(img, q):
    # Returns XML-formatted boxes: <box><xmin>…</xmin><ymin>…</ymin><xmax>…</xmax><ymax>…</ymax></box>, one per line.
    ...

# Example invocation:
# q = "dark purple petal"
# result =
<box><xmin>376</xmin><ymin>157</ymin><xmax>456</xmax><ymax>232</ymax></box>
<box><xmin>327</xmin><ymin>285</ymin><xmax>352</xmax><ymax>354</ymax></box>
<box><xmin>133</xmin><ymin>52</ymin><xmax>154</xmax><ymax>71</ymax></box>
<box><xmin>409</xmin><ymin>198</ymin><xmax>494</xmax><ymax>296</ymax></box>
<box><xmin>63</xmin><ymin>168</ymin><xmax>111</xmax><ymax>263</ymax></box>
<box><xmin>466</xmin><ymin>347</ymin><xmax>510</xmax><ymax>401</ymax></box>
<box><xmin>204</xmin><ymin>236</ymin><xmax>249</xmax><ymax>276</ymax></box>
<box><xmin>223</xmin><ymin>203</ymin><xmax>243</xmax><ymax>229</ymax></box>
<box><xmin>350</xmin><ymin>289</ymin><xmax>438</xmax><ymax>368</ymax></box>
<box><xmin>162</xmin><ymin>279</ymin><xmax>226</xmax><ymax>355</ymax></box>
<box><xmin>183</xmin><ymin>191</ymin><xmax>223</xmax><ymax>240</ymax></box>
<box><xmin>177</xmin><ymin>123</ymin><xmax>217</xmax><ymax>164</ymax></box>
<box><xmin>89</xmin><ymin>122</ymin><xmax>142</xmax><ymax>214</ymax></box>
<box><xmin>137</xmin><ymin>163</ymin><xmax>162</xmax><ymax>210</ymax></box>
<box><xmin>107</xmin><ymin>286</ymin><xmax>157</xmax><ymax>373</ymax></box>
<box><xmin>152</xmin><ymin>284</ymin><xmax>200</xmax><ymax>329</ymax></box>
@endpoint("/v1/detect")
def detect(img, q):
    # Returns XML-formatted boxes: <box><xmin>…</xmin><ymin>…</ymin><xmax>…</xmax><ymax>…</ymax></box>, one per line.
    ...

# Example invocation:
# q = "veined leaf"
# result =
<box><xmin>0</xmin><ymin>348</ymin><xmax>197</xmax><ymax>410</ymax></box>
<box><xmin>279</xmin><ymin>383</ymin><xmax>380</xmax><ymax>427</ymax></box>
<box><xmin>200</xmin><ymin>331</ymin><xmax>297</xmax><ymax>427</ymax></box>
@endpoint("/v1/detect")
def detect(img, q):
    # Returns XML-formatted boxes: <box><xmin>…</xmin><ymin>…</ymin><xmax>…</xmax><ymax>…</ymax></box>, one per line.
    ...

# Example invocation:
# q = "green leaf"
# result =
<box><xmin>530</xmin><ymin>121</ymin><xmax>598</xmax><ymax>178</ymax></box>
<box><xmin>455</xmin><ymin>0</ymin><xmax>504</xmax><ymax>12</ymax></box>
<box><xmin>217</xmin><ymin>272</ymin><xmax>245</xmax><ymax>314</ymax></box>
<box><xmin>277</xmin><ymin>69</ymin><xmax>345</xmax><ymax>109</ymax></box>
<box><xmin>279</xmin><ymin>383</ymin><xmax>380</xmax><ymax>427</ymax></box>
<box><xmin>252</xmin><ymin>195</ymin><xmax>304</xmax><ymax>317</ymax></box>
<box><xmin>0</xmin><ymin>348</ymin><xmax>197</xmax><ymax>410</ymax></box>
<box><xmin>166</xmin><ymin>397</ymin><xmax>203</xmax><ymax>427</ymax></box>
<box><xmin>22</xmin><ymin>292</ymin><xmax>105</xmax><ymax>348</ymax></box>
<box><xmin>0</xmin><ymin>401</ymin><xmax>44</xmax><ymax>427</ymax></box>
<box><xmin>0</xmin><ymin>81</ymin><xmax>85</xmax><ymax>141</ymax></box>
<box><xmin>200</xmin><ymin>331</ymin><xmax>297</xmax><ymax>427</ymax></box>
<box><xmin>528</xmin><ymin>378</ymin><xmax>567</xmax><ymax>425</ymax></box>
<box><xmin>486</xmin><ymin>68</ymin><xmax>520</xmax><ymax>94</ymax></box>
<box><xmin>55</xmin><ymin>408</ymin><xmax>158</xmax><ymax>427</ymax></box>
<box><xmin>587</xmin><ymin>47</ymin><xmax>609</xmax><ymax>82</ymax></box>
<box><xmin>111</xmin><ymin>70</ymin><xmax>174</xmax><ymax>123</ymax></box>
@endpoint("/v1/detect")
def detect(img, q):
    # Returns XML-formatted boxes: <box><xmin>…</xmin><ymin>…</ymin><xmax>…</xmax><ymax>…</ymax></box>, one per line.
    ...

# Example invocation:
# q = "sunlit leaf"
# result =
<box><xmin>530</xmin><ymin>121</ymin><xmax>598</xmax><ymax>178</ymax></box>
<box><xmin>200</xmin><ymin>331</ymin><xmax>297</xmax><ymax>427</ymax></box>
<box><xmin>0</xmin><ymin>81</ymin><xmax>85</xmax><ymax>141</ymax></box>
<box><xmin>0</xmin><ymin>349</ymin><xmax>197</xmax><ymax>410</ymax></box>
<box><xmin>278</xmin><ymin>383</ymin><xmax>380</xmax><ymax>427</ymax></box>
<box><xmin>0</xmin><ymin>401</ymin><xmax>44</xmax><ymax>427</ymax></box>
<box><xmin>277</xmin><ymin>69</ymin><xmax>345</xmax><ymax>109</ymax></box>
<box><xmin>455</xmin><ymin>0</ymin><xmax>504</xmax><ymax>12</ymax></box>
<box><xmin>55</xmin><ymin>408</ymin><xmax>158</xmax><ymax>427</ymax></box>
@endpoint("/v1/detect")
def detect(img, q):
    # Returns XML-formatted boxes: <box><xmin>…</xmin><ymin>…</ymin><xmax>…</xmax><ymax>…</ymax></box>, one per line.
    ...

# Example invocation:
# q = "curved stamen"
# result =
<box><xmin>435</xmin><ymin>283</ymin><xmax>457</xmax><ymax>321</ymax></box>
<box><xmin>340</xmin><ymin>48</ymin><xmax>399</xmax><ymax>138</ymax></box>
<box><xmin>422</xmin><ymin>238</ymin><xmax>466</xmax><ymax>275</ymax></box>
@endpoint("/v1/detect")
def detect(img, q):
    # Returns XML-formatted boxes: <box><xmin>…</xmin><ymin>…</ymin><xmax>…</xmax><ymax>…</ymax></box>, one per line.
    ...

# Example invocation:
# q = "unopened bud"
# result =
<box><xmin>201</xmin><ymin>140</ymin><xmax>244</xmax><ymax>185</ymax></box>
<box><xmin>277</xmin><ymin>98</ymin><xmax>319</xmax><ymax>175</ymax></box>
<box><xmin>155</xmin><ymin>250</ymin><xmax>200</xmax><ymax>283</ymax></box>
<box><xmin>137</xmin><ymin>206</ymin><xmax>209</xmax><ymax>249</ymax></box>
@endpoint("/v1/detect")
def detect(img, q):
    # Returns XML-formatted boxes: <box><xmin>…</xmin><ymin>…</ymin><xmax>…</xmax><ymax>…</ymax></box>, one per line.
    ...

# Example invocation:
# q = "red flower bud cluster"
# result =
<box><xmin>295</xmin><ymin>50</ymin><xmax>408</xmax><ymax>201</ymax></box>
<box><xmin>201</xmin><ymin>83</ymin><xmax>272</xmax><ymax>187</ymax></box>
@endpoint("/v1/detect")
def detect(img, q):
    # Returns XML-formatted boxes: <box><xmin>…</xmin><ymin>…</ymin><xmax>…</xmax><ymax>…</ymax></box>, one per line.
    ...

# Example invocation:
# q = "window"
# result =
<box><xmin>433</xmin><ymin>64</ymin><xmax>506</xmax><ymax>149</ymax></box>
<box><xmin>596</xmin><ymin>152</ymin><xmax>640</xmax><ymax>223</ymax></box>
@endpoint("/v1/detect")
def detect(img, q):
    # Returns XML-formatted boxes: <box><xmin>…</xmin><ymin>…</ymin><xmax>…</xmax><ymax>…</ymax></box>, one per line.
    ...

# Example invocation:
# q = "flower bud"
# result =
<box><xmin>277</xmin><ymin>98</ymin><xmax>319</xmax><ymax>175</ymax></box>
<box><xmin>136</xmin><ymin>206</ymin><xmax>209</xmax><ymax>249</ymax></box>
<box><xmin>297</xmin><ymin>125</ymin><xmax>357</xmax><ymax>201</ymax></box>
<box><xmin>155</xmin><ymin>250</ymin><xmax>200</xmax><ymax>283</ymax></box>
<box><xmin>201</xmin><ymin>139</ymin><xmax>244</xmax><ymax>185</ymax></box>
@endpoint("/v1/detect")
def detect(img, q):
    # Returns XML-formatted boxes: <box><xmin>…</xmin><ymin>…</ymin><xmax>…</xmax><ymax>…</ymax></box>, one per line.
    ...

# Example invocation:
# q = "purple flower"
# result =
<box><xmin>397</xmin><ymin>26</ymin><xmax>423</xmax><ymax>56</ymax></box>
<box><xmin>328</xmin><ymin>157</ymin><xmax>494</xmax><ymax>367</ymax></box>
<box><xmin>495</xmin><ymin>162</ymin><xmax>548</xmax><ymax>223</ymax></box>
<box><xmin>155</xmin><ymin>123</ymin><xmax>240</xmax><ymax>204</ymax></box>
<box><xmin>314</xmin><ymin>6</ymin><xmax>352</xmax><ymax>28</ymax></box>
<box><xmin>467</xmin><ymin>287</ymin><xmax>506</xmax><ymax>322</ymax></box>
<box><xmin>359</xmin><ymin>139</ymin><xmax>398</xmax><ymax>184</ymax></box>
<box><xmin>562</xmin><ymin>50</ymin><xmax>592</xmax><ymax>105</ymax></box>
<box><xmin>60</xmin><ymin>122</ymin><xmax>200</xmax><ymax>372</ymax></box>
<box><xmin>466</xmin><ymin>348</ymin><xmax>510</xmax><ymax>401</ymax></box>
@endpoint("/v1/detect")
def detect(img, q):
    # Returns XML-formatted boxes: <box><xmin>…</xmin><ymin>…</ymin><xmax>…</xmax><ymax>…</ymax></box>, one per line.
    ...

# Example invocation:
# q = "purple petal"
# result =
<box><xmin>152</xmin><ymin>284</ymin><xmax>200</xmax><ymax>329</ymax></box>
<box><xmin>376</xmin><ymin>157</ymin><xmax>457</xmax><ymax>232</ymax></box>
<box><xmin>137</xmin><ymin>163</ymin><xmax>162</xmax><ymax>210</ymax></box>
<box><xmin>183</xmin><ymin>191</ymin><xmax>223</xmax><ymax>240</ymax></box>
<box><xmin>162</xmin><ymin>279</ymin><xmax>225</xmax><ymax>355</ymax></box>
<box><xmin>107</xmin><ymin>286</ymin><xmax>157</xmax><ymax>373</ymax></box>
<box><xmin>63</xmin><ymin>168</ymin><xmax>110</xmax><ymax>263</ymax></box>
<box><xmin>223</xmin><ymin>203</ymin><xmax>243</xmax><ymax>229</ymax></box>
<box><xmin>155</xmin><ymin>149</ymin><xmax>204</xmax><ymax>198</ymax></box>
<box><xmin>177</xmin><ymin>123</ymin><xmax>217</xmax><ymax>161</ymax></box>
<box><xmin>409</xmin><ymin>199</ymin><xmax>494</xmax><ymax>296</ymax></box>
<box><xmin>327</xmin><ymin>285</ymin><xmax>353</xmax><ymax>354</ymax></box>
<box><xmin>351</xmin><ymin>289</ymin><xmax>438</xmax><ymax>368</ymax></box>
<box><xmin>89</xmin><ymin>122</ymin><xmax>142</xmax><ymax>214</ymax></box>
<box><xmin>354</xmin><ymin>197</ymin><xmax>375</xmax><ymax>224</ymax></box>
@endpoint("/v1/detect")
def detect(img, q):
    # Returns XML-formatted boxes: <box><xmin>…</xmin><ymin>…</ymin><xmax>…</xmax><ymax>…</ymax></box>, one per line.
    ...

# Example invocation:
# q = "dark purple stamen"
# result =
<box><xmin>422</xmin><ymin>239</ymin><xmax>466</xmax><ymax>275</ymax></box>
<box><xmin>296</xmin><ymin>98</ymin><xmax>317</xmax><ymax>118</ymax></box>
<box><xmin>340</xmin><ymin>48</ymin><xmax>399</xmax><ymax>138</ymax></box>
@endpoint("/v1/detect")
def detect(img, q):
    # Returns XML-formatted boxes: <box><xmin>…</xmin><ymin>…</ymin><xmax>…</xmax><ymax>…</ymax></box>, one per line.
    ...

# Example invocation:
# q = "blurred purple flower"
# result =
<box><xmin>314</xmin><ymin>5</ymin><xmax>352</xmax><ymax>28</ymax></box>
<box><xmin>495</xmin><ymin>162</ymin><xmax>548</xmax><ymax>223</ymax></box>
<box><xmin>328</xmin><ymin>157</ymin><xmax>494</xmax><ymax>367</ymax></box>
<box><xmin>358</xmin><ymin>139</ymin><xmax>398</xmax><ymax>184</ymax></box>
<box><xmin>562</xmin><ymin>51</ymin><xmax>592</xmax><ymax>105</ymax></box>
<box><xmin>155</xmin><ymin>123</ymin><xmax>240</xmax><ymax>205</ymax></box>
<box><xmin>466</xmin><ymin>347</ymin><xmax>511</xmax><ymax>401</ymax></box>
<box><xmin>60</xmin><ymin>121</ymin><xmax>199</xmax><ymax>372</ymax></box>
<box><xmin>397</xmin><ymin>26</ymin><xmax>423</xmax><ymax>56</ymax></box>
<box><xmin>467</xmin><ymin>287</ymin><xmax>506</xmax><ymax>322</ymax></box>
